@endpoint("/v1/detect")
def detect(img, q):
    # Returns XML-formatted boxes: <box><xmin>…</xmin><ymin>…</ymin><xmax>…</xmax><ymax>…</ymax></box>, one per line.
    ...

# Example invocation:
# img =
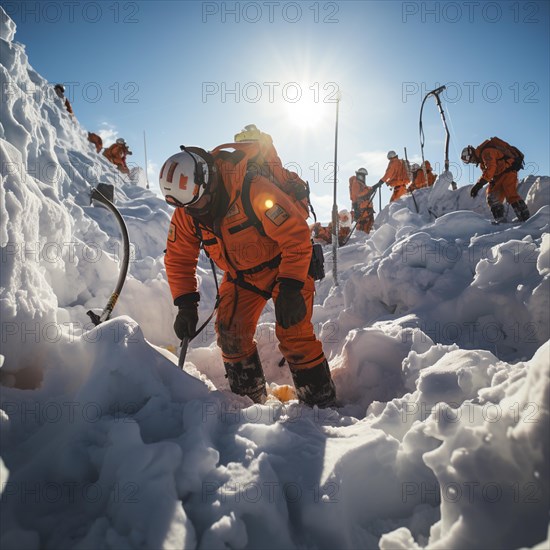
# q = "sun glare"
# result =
<box><xmin>284</xmin><ymin>85</ymin><xmax>330</xmax><ymax>129</ymax></box>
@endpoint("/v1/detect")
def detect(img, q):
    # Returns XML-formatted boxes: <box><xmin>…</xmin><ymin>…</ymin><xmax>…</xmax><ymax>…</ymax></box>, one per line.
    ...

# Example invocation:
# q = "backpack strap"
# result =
<box><xmin>191</xmin><ymin>217</ymin><xmax>218</xmax><ymax>255</ymax></box>
<box><xmin>228</xmin><ymin>171</ymin><xmax>267</xmax><ymax>237</ymax></box>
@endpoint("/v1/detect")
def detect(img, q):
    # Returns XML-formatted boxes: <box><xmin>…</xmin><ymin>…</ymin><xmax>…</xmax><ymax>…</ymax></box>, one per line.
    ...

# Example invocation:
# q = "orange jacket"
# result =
<box><xmin>381</xmin><ymin>157</ymin><xmax>410</xmax><ymax>187</ymax></box>
<box><xmin>165</xmin><ymin>149</ymin><xmax>312</xmax><ymax>303</ymax></box>
<box><xmin>349</xmin><ymin>176</ymin><xmax>373</xmax><ymax>203</ymax></box>
<box><xmin>103</xmin><ymin>143</ymin><xmax>128</xmax><ymax>167</ymax></box>
<box><xmin>475</xmin><ymin>143</ymin><xmax>515</xmax><ymax>181</ymax></box>
<box><xmin>410</xmin><ymin>161</ymin><xmax>436</xmax><ymax>190</ymax></box>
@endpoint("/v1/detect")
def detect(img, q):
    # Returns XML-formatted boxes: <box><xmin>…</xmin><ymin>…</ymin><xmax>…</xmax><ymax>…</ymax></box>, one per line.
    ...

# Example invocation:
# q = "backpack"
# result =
<box><xmin>210</xmin><ymin>138</ymin><xmax>323</xmax><ymax>281</ymax></box>
<box><xmin>211</xmin><ymin>139</ymin><xmax>315</xmax><ymax>231</ymax></box>
<box><xmin>479</xmin><ymin>137</ymin><xmax>525</xmax><ymax>171</ymax></box>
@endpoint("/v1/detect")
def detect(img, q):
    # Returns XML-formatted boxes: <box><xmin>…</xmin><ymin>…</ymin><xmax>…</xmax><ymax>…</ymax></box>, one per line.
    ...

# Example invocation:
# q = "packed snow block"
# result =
<box><xmin>416</xmin><ymin>348</ymin><xmax>498</xmax><ymax>410</ymax></box>
<box><xmin>333</xmin><ymin>328</ymin><xmax>408</xmax><ymax>409</ymax></box>
<box><xmin>427</xmin><ymin>170</ymin><xmax>455</xmax><ymax>218</ymax></box>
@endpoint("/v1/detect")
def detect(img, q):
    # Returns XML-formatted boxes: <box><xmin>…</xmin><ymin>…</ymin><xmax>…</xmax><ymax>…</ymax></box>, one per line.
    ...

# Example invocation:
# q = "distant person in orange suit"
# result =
<box><xmin>87</xmin><ymin>132</ymin><xmax>103</xmax><ymax>153</ymax></box>
<box><xmin>103</xmin><ymin>138</ymin><xmax>132</xmax><ymax>174</ymax></box>
<box><xmin>408</xmin><ymin>160</ymin><xmax>436</xmax><ymax>192</ymax></box>
<box><xmin>54</xmin><ymin>83</ymin><xmax>74</xmax><ymax>117</ymax></box>
<box><xmin>376</xmin><ymin>150</ymin><xmax>410</xmax><ymax>202</ymax></box>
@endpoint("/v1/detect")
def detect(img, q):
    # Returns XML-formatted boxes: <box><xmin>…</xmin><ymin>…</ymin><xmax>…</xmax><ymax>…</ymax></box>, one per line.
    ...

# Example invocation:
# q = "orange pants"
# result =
<box><xmin>216</xmin><ymin>271</ymin><xmax>324</xmax><ymax>371</ymax></box>
<box><xmin>390</xmin><ymin>185</ymin><xmax>407</xmax><ymax>202</ymax></box>
<box><xmin>486</xmin><ymin>171</ymin><xmax>521</xmax><ymax>207</ymax></box>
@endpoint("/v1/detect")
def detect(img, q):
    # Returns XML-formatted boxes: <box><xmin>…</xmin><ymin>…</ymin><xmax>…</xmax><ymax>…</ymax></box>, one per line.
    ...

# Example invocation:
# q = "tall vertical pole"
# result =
<box><xmin>143</xmin><ymin>131</ymin><xmax>150</xmax><ymax>189</ymax></box>
<box><xmin>332</xmin><ymin>95</ymin><xmax>340</xmax><ymax>286</ymax></box>
<box><xmin>404</xmin><ymin>146</ymin><xmax>419</xmax><ymax>213</ymax></box>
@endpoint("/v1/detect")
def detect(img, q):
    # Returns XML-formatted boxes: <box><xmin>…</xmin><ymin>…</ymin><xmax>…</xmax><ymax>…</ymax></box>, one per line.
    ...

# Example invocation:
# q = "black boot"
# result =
<box><xmin>511</xmin><ymin>200</ymin><xmax>530</xmax><ymax>222</ymax></box>
<box><xmin>290</xmin><ymin>359</ymin><xmax>336</xmax><ymax>408</ymax></box>
<box><xmin>224</xmin><ymin>350</ymin><xmax>267</xmax><ymax>404</ymax></box>
<box><xmin>490</xmin><ymin>203</ymin><xmax>506</xmax><ymax>223</ymax></box>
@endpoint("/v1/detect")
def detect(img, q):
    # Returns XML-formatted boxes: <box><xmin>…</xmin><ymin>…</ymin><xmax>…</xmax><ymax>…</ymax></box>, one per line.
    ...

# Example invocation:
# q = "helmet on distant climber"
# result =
<box><xmin>116</xmin><ymin>138</ymin><xmax>126</xmax><ymax>145</ymax></box>
<box><xmin>411</xmin><ymin>163</ymin><xmax>420</xmax><ymax>172</ymax></box>
<box><xmin>355</xmin><ymin>167</ymin><xmax>368</xmax><ymax>182</ymax></box>
<box><xmin>54</xmin><ymin>83</ymin><xmax>65</xmax><ymax>94</ymax></box>
<box><xmin>387</xmin><ymin>150</ymin><xmax>397</xmax><ymax>159</ymax></box>
<box><xmin>159</xmin><ymin>149</ymin><xmax>210</xmax><ymax>208</ymax></box>
<box><xmin>461</xmin><ymin>146</ymin><xmax>476</xmax><ymax>164</ymax></box>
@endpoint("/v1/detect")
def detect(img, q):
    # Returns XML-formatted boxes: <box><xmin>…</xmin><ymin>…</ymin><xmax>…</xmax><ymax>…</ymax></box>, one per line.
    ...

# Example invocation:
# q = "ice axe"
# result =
<box><xmin>178</xmin><ymin>337</ymin><xmax>190</xmax><ymax>369</ymax></box>
<box><xmin>87</xmin><ymin>187</ymin><xmax>130</xmax><ymax>326</ymax></box>
<box><xmin>176</xmin><ymin>258</ymin><xmax>221</xmax><ymax>370</ymax></box>
<box><xmin>419</xmin><ymin>85</ymin><xmax>458</xmax><ymax>189</ymax></box>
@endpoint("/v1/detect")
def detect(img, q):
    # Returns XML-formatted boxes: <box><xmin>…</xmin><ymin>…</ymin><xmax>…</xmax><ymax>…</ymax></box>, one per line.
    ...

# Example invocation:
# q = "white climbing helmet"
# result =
<box><xmin>159</xmin><ymin>149</ymin><xmax>209</xmax><ymax>207</ymax></box>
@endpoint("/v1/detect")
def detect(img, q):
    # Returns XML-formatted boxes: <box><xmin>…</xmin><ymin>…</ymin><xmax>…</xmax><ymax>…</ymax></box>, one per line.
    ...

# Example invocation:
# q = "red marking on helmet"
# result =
<box><xmin>179</xmin><ymin>174</ymin><xmax>188</xmax><ymax>189</ymax></box>
<box><xmin>166</xmin><ymin>162</ymin><xmax>177</xmax><ymax>184</ymax></box>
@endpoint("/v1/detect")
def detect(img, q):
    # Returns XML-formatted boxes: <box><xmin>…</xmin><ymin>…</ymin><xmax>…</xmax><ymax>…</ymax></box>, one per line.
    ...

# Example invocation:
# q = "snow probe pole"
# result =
<box><xmin>87</xmin><ymin>188</ymin><xmax>130</xmax><ymax>326</ymax></box>
<box><xmin>331</xmin><ymin>94</ymin><xmax>341</xmax><ymax>286</ymax></box>
<box><xmin>404</xmin><ymin>147</ymin><xmax>419</xmax><ymax>213</ymax></box>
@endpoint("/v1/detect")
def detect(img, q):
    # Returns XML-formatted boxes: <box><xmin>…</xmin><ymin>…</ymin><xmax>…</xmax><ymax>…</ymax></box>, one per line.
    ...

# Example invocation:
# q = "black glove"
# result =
<box><xmin>275</xmin><ymin>280</ymin><xmax>306</xmax><ymax>329</ymax></box>
<box><xmin>173</xmin><ymin>293</ymin><xmax>199</xmax><ymax>339</ymax></box>
<box><xmin>470</xmin><ymin>178</ymin><xmax>487</xmax><ymax>198</ymax></box>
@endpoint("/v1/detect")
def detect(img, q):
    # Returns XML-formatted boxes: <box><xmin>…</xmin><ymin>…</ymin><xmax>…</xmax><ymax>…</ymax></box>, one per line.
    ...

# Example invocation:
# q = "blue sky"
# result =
<box><xmin>6</xmin><ymin>0</ymin><xmax>550</xmax><ymax>218</ymax></box>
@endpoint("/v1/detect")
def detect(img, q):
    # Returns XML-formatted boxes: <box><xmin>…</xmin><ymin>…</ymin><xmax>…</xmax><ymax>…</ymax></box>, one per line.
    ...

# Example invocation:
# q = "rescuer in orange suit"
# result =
<box><xmin>349</xmin><ymin>167</ymin><xmax>375</xmax><ymax>233</ymax></box>
<box><xmin>161</xmin><ymin>143</ymin><xmax>336</xmax><ymax>408</ymax></box>
<box><xmin>103</xmin><ymin>138</ymin><xmax>132</xmax><ymax>174</ymax></box>
<box><xmin>54</xmin><ymin>83</ymin><xmax>74</xmax><ymax>117</ymax></box>
<box><xmin>461</xmin><ymin>139</ymin><xmax>530</xmax><ymax>223</ymax></box>
<box><xmin>311</xmin><ymin>211</ymin><xmax>350</xmax><ymax>246</ymax></box>
<box><xmin>408</xmin><ymin>160</ymin><xmax>436</xmax><ymax>192</ymax></box>
<box><xmin>87</xmin><ymin>132</ymin><xmax>103</xmax><ymax>153</ymax></box>
<box><xmin>311</xmin><ymin>222</ymin><xmax>332</xmax><ymax>245</ymax></box>
<box><xmin>376</xmin><ymin>150</ymin><xmax>410</xmax><ymax>202</ymax></box>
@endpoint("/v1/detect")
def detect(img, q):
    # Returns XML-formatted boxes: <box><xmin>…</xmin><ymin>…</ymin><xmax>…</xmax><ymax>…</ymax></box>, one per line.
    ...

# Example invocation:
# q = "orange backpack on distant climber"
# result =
<box><xmin>477</xmin><ymin>137</ymin><xmax>525</xmax><ymax>171</ymax></box>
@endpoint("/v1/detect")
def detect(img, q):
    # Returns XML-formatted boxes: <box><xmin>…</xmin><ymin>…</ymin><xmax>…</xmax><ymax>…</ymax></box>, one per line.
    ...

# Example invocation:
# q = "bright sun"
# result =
<box><xmin>284</xmin><ymin>87</ymin><xmax>330</xmax><ymax>129</ymax></box>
